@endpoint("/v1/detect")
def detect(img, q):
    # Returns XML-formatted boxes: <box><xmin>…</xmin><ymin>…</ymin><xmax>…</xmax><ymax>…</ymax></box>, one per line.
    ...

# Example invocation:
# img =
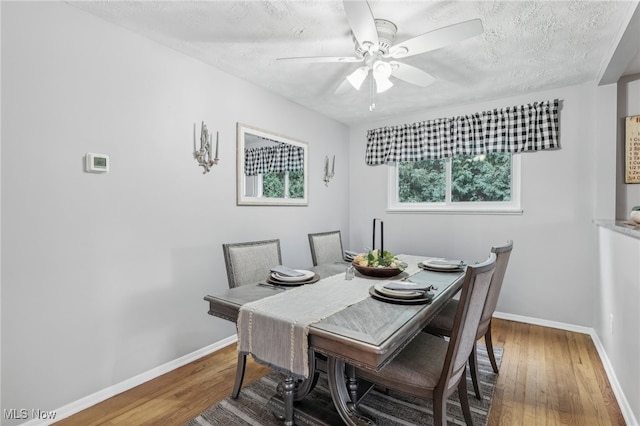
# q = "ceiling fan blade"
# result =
<box><xmin>343</xmin><ymin>0</ymin><xmax>379</xmax><ymax>52</ymax></box>
<box><xmin>390</xmin><ymin>61</ymin><xmax>436</xmax><ymax>87</ymax></box>
<box><xmin>389</xmin><ymin>19</ymin><xmax>483</xmax><ymax>59</ymax></box>
<box><xmin>276</xmin><ymin>56</ymin><xmax>363</xmax><ymax>63</ymax></box>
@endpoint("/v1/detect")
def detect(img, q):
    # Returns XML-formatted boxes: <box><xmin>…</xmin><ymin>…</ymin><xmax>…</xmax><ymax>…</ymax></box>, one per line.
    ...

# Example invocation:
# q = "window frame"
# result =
<box><xmin>387</xmin><ymin>153</ymin><xmax>523</xmax><ymax>215</ymax></box>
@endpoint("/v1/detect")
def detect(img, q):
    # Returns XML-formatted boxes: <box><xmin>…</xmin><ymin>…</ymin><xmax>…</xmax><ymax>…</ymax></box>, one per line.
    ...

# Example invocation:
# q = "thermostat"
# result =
<box><xmin>85</xmin><ymin>153</ymin><xmax>109</xmax><ymax>173</ymax></box>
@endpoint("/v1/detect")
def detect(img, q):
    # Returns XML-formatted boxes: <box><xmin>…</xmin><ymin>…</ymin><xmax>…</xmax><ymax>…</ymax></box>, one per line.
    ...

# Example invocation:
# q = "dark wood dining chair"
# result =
<box><xmin>356</xmin><ymin>252</ymin><xmax>497</xmax><ymax>426</ymax></box>
<box><xmin>423</xmin><ymin>240</ymin><xmax>513</xmax><ymax>400</ymax></box>
<box><xmin>308</xmin><ymin>230</ymin><xmax>345</xmax><ymax>266</ymax></box>
<box><xmin>222</xmin><ymin>238</ymin><xmax>282</xmax><ymax>398</ymax></box>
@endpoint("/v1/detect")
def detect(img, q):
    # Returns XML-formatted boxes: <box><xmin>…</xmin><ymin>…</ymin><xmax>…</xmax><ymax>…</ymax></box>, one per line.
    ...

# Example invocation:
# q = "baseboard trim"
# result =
<box><xmin>493</xmin><ymin>311</ymin><xmax>594</xmax><ymax>334</ymax></box>
<box><xmin>23</xmin><ymin>336</ymin><xmax>237</xmax><ymax>426</ymax></box>
<box><xmin>588</xmin><ymin>332</ymin><xmax>638</xmax><ymax>426</ymax></box>
<box><xmin>494</xmin><ymin>311</ymin><xmax>638</xmax><ymax>426</ymax></box>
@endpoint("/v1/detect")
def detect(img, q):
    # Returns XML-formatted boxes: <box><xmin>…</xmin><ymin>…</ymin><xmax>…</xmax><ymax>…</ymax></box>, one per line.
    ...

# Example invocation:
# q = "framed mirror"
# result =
<box><xmin>236</xmin><ymin>123</ymin><xmax>308</xmax><ymax>206</ymax></box>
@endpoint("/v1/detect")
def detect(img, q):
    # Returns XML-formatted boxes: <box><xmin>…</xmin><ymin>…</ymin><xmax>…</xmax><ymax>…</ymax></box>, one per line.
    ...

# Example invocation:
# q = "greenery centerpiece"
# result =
<box><xmin>352</xmin><ymin>250</ymin><xmax>406</xmax><ymax>277</ymax></box>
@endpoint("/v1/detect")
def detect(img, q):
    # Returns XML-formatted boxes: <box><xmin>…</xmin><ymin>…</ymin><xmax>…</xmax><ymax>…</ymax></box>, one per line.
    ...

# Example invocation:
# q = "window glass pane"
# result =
<box><xmin>263</xmin><ymin>171</ymin><xmax>304</xmax><ymax>199</ymax></box>
<box><xmin>398</xmin><ymin>159</ymin><xmax>446</xmax><ymax>203</ymax></box>
<box><xmin>451</xmin><ymin>153</ymin><xmax>511</xmax><ymax>202</ymax></box>
<box><xmin>288</xmin><ymin>170</ymin><xmax>304</xmax><ymax>199</ymax></box>
<box><xmin>263</xmin><ymin>172</ymin><xmax>284</xmax><ymax>198</ymax></box>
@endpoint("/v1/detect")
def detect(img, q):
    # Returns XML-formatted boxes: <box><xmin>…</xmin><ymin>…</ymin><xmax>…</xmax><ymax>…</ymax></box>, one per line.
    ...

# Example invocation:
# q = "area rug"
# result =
<box><xmin>186</xmin><ymin>344</ymin><xmax>502</xmax><ymax>426</ymax></box>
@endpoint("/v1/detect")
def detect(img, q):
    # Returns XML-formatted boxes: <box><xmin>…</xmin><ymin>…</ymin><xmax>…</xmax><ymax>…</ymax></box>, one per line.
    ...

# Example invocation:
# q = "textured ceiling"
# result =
<box><xmin>67</xmin><ymin>1</ymin><xmax>640</xmax><ymax>125</ymax></box>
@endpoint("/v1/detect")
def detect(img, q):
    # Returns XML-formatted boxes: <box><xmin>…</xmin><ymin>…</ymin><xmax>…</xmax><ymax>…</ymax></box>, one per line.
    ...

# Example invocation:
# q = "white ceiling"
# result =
<box><xmin>67</xmin><ymin>1</ymin><xmax>640</xmax><ymax>125</ymax></box>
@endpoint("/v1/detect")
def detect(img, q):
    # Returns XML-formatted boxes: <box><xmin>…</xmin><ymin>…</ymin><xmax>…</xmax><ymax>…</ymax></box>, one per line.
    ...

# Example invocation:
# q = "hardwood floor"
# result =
<box><xmin>487</xmin><ymin>320</ymin><xmax>625</xmax><ymax>426</ymax></box>
<box><xmin>54</xmin><ymin>319</ymin><xmax>626</xmax><ymax>426</ymax></box>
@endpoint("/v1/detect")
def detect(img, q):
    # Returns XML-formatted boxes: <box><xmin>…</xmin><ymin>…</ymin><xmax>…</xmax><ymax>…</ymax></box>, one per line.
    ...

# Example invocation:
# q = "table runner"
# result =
<box><xmin>237</xmin><ymin>255</ymin><xmax>423</xmax><ymax>378</ymax></box>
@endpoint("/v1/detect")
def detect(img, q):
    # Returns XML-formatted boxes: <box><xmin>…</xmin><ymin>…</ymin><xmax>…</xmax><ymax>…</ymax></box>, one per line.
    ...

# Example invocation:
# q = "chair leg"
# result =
<box><xmin>457</xmin><ymin>368</ymin><xmax>474</xmax><ymax>426</ymax></box>
<box><xmin>485</xmin><ymin>322</ymin><xmax>499</xmax><ymax>373</ymax></box>
<box><xmin>433</xmin><ymin>386</ymin><xmax>447</xmax><ymax>426</ymax></box>
<box><xmin>468</xmin><ymin>342</ymin><xmax>483</xmax><ymax>400</ymax></box>
<box><xmin>231</xmin><ymin>353</ymin><xmax>247</xmax><ymax>399</ymax></box>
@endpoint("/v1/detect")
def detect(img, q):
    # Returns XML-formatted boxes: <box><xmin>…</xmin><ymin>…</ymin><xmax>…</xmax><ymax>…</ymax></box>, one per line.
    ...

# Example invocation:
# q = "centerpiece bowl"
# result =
<box><xmin>352</xmin><ymin>262</ymin><xmax>403</xmax><ymax>278</ymax></box>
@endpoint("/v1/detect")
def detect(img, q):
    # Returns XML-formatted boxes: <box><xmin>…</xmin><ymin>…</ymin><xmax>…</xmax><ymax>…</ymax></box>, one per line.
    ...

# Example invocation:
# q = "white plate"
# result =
<box><xmin>374</xmin><ymin>282</ymin><xmax>424</xmax><ymax>299</ymax></box>
<box><xmin>271</xmin><ymin>269</ymin><xmax>315</xmax><ymax>282</ymax></box>
<box><xmin>422</xmin><ymin>260</ymin><xmax>461</xmax><ymax>270</ymax></box>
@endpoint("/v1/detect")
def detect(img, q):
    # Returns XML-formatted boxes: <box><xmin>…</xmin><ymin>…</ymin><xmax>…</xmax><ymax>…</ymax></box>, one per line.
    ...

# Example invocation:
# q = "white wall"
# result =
<box><xmin>348</xmin><ymin>85</ymin><xmax>599</xmax><ymax>327</ymax></box>
<box><xmin>1</xmin><ymin>1</ymin><xmax>349</xmax><ymax>421</ymax></box>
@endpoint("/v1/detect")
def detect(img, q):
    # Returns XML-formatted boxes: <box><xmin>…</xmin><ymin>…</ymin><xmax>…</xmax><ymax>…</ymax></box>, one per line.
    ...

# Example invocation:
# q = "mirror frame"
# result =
<box><xmin>236</xmin><ymin>122</ymin><xmax>309</xmax><ymax>206</ymax></box>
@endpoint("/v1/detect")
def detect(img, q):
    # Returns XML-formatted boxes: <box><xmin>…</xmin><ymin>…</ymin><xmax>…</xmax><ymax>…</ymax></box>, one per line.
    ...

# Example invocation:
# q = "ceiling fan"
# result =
<box><xmin>277</xmin><ymin>0</ymin><xmax>483</xmax><ymax>108</ymax></box>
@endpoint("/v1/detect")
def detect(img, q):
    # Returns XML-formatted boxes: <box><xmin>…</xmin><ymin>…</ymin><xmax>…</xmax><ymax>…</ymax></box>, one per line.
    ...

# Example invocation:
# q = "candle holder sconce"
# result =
<box><xmin>194</xmin><ymin>121</ymin><xmax>219</xmax><ymax>174</ymax></box>
<box><xmin>323</xmin><ymin>155</ymin><xmax>335</xmax><ymax>186</ymax></box>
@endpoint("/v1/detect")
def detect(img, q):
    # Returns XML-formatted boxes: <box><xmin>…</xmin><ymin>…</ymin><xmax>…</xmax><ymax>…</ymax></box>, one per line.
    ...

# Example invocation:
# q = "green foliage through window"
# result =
<box><xmin>452</xmin><ymin>154</ymin><xmax>511</xmax><ymax>202</ymax></box>
<box><xmin>398</xmin><ymin>153</ymin><xmax>511</xmax><ymax>204</ymax></box>
<box><xmin>263</xmin><ymin>171</ymin><xmax>304</xmax><ymax>199</ymax></box>
<box><xmin>288</xmin><ymin>171</ymin><xmax>304</xmax><ymax>199</ymax></box>
<box><xmin>399</xmin><ymin>159</ymin><xmax>446</xmax><ymax>203</ymax></box>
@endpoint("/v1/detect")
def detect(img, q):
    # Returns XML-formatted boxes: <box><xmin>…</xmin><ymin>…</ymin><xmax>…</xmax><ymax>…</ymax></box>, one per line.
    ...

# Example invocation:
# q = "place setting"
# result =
<box><xmin>368</xmin><ymin>280</ymin><xmax>435</xmax><ymax>305</ymax></box>
<box><xmin>266</xmin><ymin>265</ymin><xmax>320</xmax><ymax>286</ymax></box>
<box><xmin>419</xmin><ymin>258</ymin><xmax>466</xmax><ymax>272</ymax></box>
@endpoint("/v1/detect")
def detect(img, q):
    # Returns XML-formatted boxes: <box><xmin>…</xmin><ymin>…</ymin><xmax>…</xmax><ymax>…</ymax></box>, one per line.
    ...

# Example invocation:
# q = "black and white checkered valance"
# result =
<box><xmin>244</xmin><ymin>144</ymin><xmax>305</xmax><ymax>176</ymax></box>
<box><xmin>365</xmin><ymin>99</ymin><xmax>559</xmax><ymax>165</ymax></box>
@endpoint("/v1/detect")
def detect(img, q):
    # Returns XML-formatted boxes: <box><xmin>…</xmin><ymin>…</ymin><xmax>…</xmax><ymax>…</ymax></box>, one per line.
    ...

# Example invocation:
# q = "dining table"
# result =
<box><xmin>204</xmin><ymin>254</ymin><xmax>466</xmax><ymax>426</ymax></box>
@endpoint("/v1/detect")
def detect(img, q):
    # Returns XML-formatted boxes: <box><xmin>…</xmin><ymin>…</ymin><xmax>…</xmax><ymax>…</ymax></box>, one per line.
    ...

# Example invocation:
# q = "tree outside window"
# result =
<box><xmin>263</xmin><ymin>170</ymin><xmax>304</xmax><ymax>199</ymax></box>
<box><xmin>393</xmin><ymin>152</ymin><xmax>517</xmax><ymax>212</ymax></box>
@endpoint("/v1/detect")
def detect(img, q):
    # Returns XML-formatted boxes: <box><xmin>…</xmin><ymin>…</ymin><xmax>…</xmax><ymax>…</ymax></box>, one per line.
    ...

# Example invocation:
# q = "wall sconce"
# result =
<box><xmin>193</xmin><ymin>121</ymin><xmax>219</xmax><ymax>174</ymax></box>
<box><xmin>323</xmin><ymin>155</ymin><xmax>335</xmax><ymax>186</ymax></box>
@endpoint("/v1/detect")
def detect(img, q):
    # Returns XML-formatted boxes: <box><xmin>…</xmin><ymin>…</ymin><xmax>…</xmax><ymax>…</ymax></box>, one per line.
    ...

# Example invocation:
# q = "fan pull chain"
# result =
<box><xmin>369</xmin><ymin>74</ymin><xmax>376</xmax><ymax>111</ymax></box>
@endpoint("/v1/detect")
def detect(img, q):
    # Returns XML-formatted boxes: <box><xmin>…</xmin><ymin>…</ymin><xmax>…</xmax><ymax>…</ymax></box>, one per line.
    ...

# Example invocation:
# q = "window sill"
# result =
<box><xmin>386</xmin><ymin>207</ymin><xmax>524</xmax><ymax>215</ymax></box>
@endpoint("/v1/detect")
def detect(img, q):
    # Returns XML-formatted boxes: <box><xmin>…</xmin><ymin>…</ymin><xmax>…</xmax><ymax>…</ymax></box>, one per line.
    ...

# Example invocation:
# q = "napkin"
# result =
<box><xmin>270</xmin><ymin>265</ymin><xmax>305</xmax><ymax>277</ymax></box>
<box><xmin>384</xmin><ymin>281</ymin><xmax>432</xmax><ymax>292</ymax></box>
<box><xmin>344</xmin><ymin>250</ymin><xmax>358</xmax><ymax>261</ymax></box>
<box><xmin>428</xmin><ymin>259</ymin><xmax>465</xmax><ymax>266</ymax></box>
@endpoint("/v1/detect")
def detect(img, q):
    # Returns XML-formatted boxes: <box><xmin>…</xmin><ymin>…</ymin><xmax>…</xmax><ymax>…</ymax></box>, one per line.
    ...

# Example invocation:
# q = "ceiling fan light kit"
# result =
<box><xmin>372</xmin><ymin>60</ymin><xmax>393</xmax><ymax>93</ymax></box>
<box><xmin>277</xmin><ymin>0</ymin><xmax>484</xmax><ymax>111</ymax></box>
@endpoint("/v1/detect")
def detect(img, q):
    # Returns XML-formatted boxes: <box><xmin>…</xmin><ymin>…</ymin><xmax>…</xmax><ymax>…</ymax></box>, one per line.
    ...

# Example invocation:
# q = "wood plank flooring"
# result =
<box><xmin>53</xmin><ymin>319</ymin><xmax>626</xmax><ymax>425</ymax></box>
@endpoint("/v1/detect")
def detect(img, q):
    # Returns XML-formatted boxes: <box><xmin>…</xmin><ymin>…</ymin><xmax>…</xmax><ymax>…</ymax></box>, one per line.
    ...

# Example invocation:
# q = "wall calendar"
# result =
<box><xmin>626</xmin><ymin>115</ymin><xmax>640</xmax><ymax>184</ymax></box>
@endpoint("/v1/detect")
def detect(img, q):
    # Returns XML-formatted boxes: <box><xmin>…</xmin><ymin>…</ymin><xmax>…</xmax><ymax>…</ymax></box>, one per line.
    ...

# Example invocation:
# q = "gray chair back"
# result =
<box><xmin>308</xmin><ymin>231</ymin><xmax>344</xmax><ymax>266</ymax></box>
<box><xmin>222</xmin><ymin>239</ymin><xmax>282</xmax><ymax>288</ymax></box>
<box><xmin>477</xmin><ymin>241</ymin><xmax>513</xmax><ymax>336</ymax></box>
<box><xmin>441</xmin><ymin>253</ymin><xmax>496</xmax><ymax>395</ymax></box>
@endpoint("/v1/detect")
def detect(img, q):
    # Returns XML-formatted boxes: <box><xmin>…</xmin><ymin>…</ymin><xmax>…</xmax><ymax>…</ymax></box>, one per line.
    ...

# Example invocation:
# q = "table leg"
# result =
<box><xmin>346</xmin><ymin>364</ymin><xmax>359</xmax><ymax>404</ymax></box>
<box><xmin>327</xmin><ymin>357</ymin><xmax>375</xmax><ymax>426</ymax></box>
<box><xmin>271</xmin><ymin>350</ymin><xmax>322</xmax><ymax>425</ymax></box>
<box><xmin>282</xmin><ymin>376</ymin><xmax>295</xmax><ymax>426</ymax></box>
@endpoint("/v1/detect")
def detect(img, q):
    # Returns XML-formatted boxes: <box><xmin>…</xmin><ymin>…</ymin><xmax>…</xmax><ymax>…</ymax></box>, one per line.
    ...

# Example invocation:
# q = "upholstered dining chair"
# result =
<box><xmin>355</xmin><ymin>253</ymin><xmax>497</xmax><ymax>426</ymax></box>
<box><xmin>223</xmin><ymin>238</ymin><xmax>282</xmax><ymax>289</ymax></box>
<box><xmin>424</xmin><ymin>240</ymin><xmax>513</xmax><ymax>400</ymax></box>
<box><xmin>308</xmin><ymin>230</ymin><xmax>345</xmax><ymax>266</ymax></box>
<box><xmin>222</xmin><ymin>238</ymin><xmax>282</xmax><ymax>398</ymax></box>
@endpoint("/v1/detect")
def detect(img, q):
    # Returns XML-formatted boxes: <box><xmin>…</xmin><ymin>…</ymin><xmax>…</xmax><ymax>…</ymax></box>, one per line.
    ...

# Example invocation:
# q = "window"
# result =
<box><xmin>388</xmin><ymin>153</ymin><xmax>521</xmax><ymax>214</ymax></box>
<box><xmin>263</xmin><ymin>170</ymin><xmax>304</xmax><ymax>199</ymax></box>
